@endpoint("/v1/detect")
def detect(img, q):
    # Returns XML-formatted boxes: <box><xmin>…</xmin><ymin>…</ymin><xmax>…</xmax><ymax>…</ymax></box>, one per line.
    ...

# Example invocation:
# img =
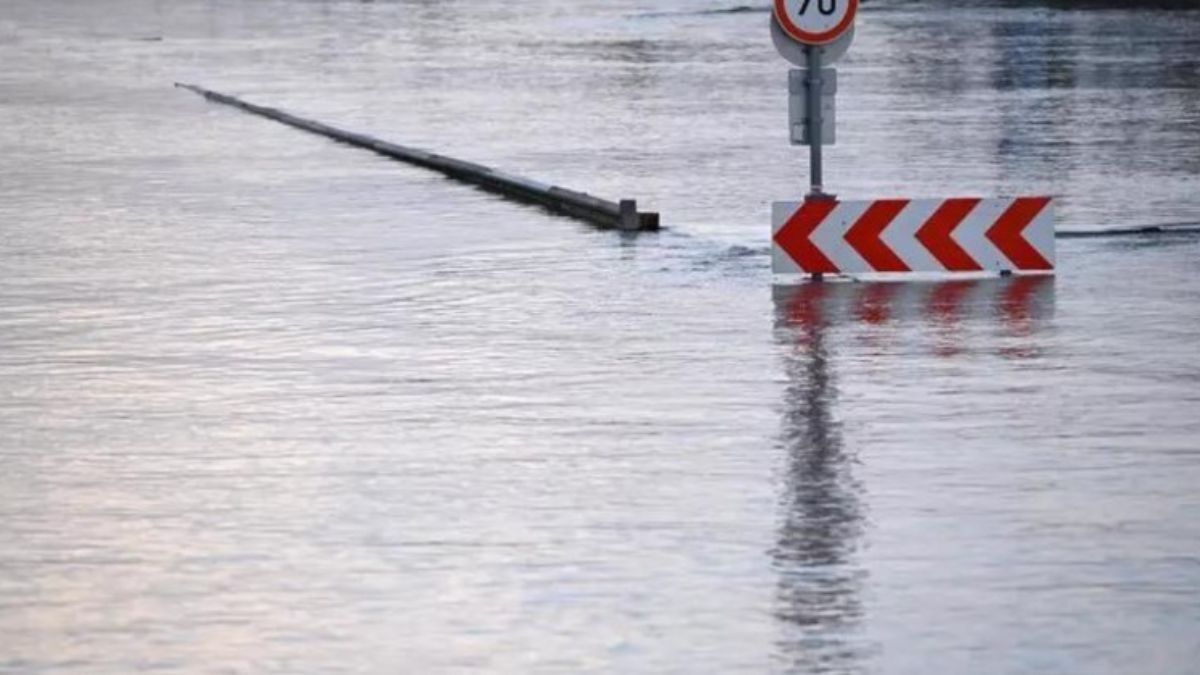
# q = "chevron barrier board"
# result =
<box><xmin>772</xmin><ymin>197</ymin><xmax>1056</xmax><ymax>276</ymax></box>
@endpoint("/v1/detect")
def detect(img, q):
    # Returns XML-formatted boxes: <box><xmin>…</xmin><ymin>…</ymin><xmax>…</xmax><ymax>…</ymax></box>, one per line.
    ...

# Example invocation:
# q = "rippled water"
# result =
<box><xmin>2</xmin><ymin>1</ymin><xmax>1199</xmax><ymax>673</ymax></box>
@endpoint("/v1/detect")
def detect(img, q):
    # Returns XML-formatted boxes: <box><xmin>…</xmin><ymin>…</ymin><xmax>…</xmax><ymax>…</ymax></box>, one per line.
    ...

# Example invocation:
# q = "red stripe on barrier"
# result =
<box><xmin>916</xmin><ymin>198</ymin><xmax>983</xmax><ymax>272</ymax></box>
<box><xmin>844</xmin><ymin>199</ymin><xmax>910</xmax><ymax>272</ymax></box>
<box><xmin>987</xmin><ymin>197</ymin><xmax>1053</xmax><ymax>271</ymax></box>
<box><xmin>775</xmin><ymin>199</ymin><xmax>840</xmax><ymax>274</ymax></box>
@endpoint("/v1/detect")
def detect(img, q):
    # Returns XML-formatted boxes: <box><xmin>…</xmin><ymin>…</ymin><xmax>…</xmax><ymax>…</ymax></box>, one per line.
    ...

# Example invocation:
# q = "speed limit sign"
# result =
<box><xmin>774</xmin><ymin>0</ymin><xmax>859</xmax><ymax>45</ymax></box>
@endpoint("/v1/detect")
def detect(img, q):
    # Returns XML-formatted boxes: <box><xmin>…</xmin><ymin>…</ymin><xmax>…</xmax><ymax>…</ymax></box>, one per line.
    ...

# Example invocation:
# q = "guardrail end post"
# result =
<box><xmin>619</xmin><ymin>199</ymin><xmax>639</xmax><ymax>231</ymax></box>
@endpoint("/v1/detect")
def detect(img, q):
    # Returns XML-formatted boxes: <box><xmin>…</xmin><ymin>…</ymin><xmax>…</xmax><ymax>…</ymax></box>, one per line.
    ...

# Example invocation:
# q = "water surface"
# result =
<box><xmin>1</xmin><ymin>1</ymin><xmax>1199</xmax><ymax>673</ymax></box>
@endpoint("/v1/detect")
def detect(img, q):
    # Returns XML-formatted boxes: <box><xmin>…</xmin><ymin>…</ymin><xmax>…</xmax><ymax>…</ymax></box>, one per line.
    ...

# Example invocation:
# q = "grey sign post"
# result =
<box><xmin>806</xmin><ymin>49</ymin><xmax>826</xmax><ymax>197</ymax></box>
<box><xmin>770</xmin><ymin>0</ymin><xmax>859</xmax><ymax>199</ymax></box>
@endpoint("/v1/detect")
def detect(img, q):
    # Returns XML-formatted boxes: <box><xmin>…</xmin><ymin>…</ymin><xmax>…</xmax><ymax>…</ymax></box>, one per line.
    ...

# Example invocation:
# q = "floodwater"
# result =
<box><xmin>1</xmin><ymin>0</ymin><xmax>1199</xmax><ymax>672</ymax></box>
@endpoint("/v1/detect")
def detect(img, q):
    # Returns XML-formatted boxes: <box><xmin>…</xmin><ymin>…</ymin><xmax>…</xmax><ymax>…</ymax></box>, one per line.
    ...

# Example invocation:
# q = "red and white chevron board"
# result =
<box><xmin>772</xmin><ymin>197</ymin><xmax>1055</xmax><ymax>275</ymax></box>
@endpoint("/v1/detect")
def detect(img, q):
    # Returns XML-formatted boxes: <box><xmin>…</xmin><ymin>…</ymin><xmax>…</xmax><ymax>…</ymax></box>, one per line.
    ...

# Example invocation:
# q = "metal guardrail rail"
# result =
<box><xmin>176</xmin><ymin>83</ymin><xmax>660</xmax><ymax>232</ymax></box>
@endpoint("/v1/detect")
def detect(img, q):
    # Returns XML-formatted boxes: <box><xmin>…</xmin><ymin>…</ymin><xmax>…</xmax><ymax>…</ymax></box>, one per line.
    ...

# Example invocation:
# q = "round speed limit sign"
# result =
<box><xmin>774</xmin><ymin>0</ymin><xmax>859</xmax><ymax>45</ymax></box>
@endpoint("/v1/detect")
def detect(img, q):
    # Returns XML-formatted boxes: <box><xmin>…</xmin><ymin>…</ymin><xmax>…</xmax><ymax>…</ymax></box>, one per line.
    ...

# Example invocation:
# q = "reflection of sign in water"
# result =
<box><xmin>774</xmin><ymin>0</ymin><xmax>859</xmax><ymax>45</ymax></box>
<box><xmin>773</xmin><ymin>197</ymin><xmax>1056</xmax><ymax>275</ymax></box>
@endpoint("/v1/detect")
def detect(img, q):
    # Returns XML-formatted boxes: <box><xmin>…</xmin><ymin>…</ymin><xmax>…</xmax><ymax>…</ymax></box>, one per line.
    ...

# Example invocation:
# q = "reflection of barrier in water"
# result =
<box><xmin>771</xmin><ymin>278</ymin><xmax>869</xmax><ymax>672</ymax></box>
<box><xmin>767</xmin><ymin>276</ymin><xmax>1056</xmax><ymax>668</ymax></box>
<box><xmin>774</xmin><ymin>276</ymin><xmax>1056</xmax><ymax>359</ymax></box>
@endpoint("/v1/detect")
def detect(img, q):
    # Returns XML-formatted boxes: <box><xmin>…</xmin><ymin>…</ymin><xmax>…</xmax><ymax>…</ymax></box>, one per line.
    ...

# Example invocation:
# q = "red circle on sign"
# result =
<box><xmin>774</xmin><ymin>0</ymin><xmax>859</xmax><ymax>46</ymax></box>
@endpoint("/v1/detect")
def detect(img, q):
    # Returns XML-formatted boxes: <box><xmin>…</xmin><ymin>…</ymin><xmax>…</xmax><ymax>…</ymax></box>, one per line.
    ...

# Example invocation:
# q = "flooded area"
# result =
<box><xmin>1</xmin><ymin>0</ymin><xmax>1199</xmax><ymax>672</ymax></box>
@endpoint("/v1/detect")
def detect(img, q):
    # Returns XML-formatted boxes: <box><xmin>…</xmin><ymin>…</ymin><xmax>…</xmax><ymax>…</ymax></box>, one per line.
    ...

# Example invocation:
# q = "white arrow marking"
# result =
<box><xmin>879</xmin><ymin>199</ymin><xmax>944</xmax><ymax>272</ymax></box>
<box><xmin>952</xmin><ymin>198</ymin><xmax>1015</xmax><ymax>271</ymax></box>
<box><xmin>811</xmin><ymin>200</ymin><xmax>873</xmax><ymax>273</ymax></box>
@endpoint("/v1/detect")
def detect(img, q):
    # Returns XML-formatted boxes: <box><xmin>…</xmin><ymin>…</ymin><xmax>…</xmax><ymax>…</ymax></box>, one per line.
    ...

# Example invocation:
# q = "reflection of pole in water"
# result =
<box><xmin>772</xmin><ymin>284</ymin><xmax>868</xmax><ymax>673</ymax></box>
<box><xmin>768</xmin><ymin>277</ymin><xmax>1053</xmax><ymax>669</ymax></box>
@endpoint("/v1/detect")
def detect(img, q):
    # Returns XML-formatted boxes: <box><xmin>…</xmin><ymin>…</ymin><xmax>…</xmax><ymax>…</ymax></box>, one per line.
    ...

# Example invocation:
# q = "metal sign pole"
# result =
<box><xmin>806</xmin><ymin>45</ymin><xmax>824</xmax><ymax>198</ymax></box>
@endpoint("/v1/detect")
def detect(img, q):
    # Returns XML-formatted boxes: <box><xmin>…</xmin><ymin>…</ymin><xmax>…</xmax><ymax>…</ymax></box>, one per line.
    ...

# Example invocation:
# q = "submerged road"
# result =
<box><xmin>1</xmin><ymin>1</ymin><xmax>1198</xmax><ymax>673</ymax></box>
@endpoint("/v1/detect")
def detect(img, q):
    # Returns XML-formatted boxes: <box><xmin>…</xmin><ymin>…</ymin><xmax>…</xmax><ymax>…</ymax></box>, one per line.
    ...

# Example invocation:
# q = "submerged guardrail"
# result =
<box><xmin>175</xmin><ymin>83</ymin><xmax>660</xmax><ymax>232</ymax></box>
<box><xmin>1057</xmin><ymin>223</ymin><xmax>1200</xmax><ymax>238</ymax></box>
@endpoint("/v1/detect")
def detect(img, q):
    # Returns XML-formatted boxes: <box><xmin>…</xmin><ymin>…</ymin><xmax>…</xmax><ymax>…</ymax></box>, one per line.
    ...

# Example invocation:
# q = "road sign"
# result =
<box><xmin>771</xmin><ymin>0</ymin><xmax>857</xmax><ymax>201</ymax></box>
<box><xmin>774</xmin><ymin>0</ymin><xmax>860</xmax><ymax>46</ymax></box>
<box><xmin>771</xmin><ymin>14</ymin><xmax>854</xmax><ymax>68</ymax></box>
<box><xmin>772</xmin><ymin>197</ymin><xmax>1056</xmax><ymax>275</ymax></box>
<box><xmin>789</xmin><ymin>69</ymin><xmax>836</xmax><ymax>145</ymax></box>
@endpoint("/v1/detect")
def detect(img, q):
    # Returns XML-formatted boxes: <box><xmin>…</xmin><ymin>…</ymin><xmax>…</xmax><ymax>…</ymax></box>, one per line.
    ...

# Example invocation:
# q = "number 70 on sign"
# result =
<box><xmin>798</xmin><ymin>0</ymin><xmax>838</xmax><ymax>15</ymax></box>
